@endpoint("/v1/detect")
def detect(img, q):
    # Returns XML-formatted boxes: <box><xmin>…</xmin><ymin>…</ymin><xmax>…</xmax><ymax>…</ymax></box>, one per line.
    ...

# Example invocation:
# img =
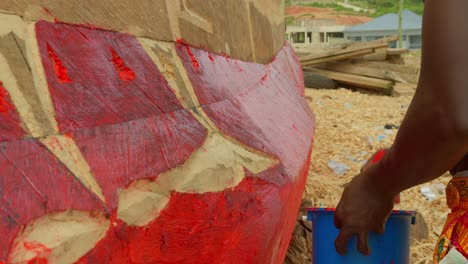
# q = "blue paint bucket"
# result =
<box><xmin>307</xmin><ymin>208</ymin><xmax>416</xmax><ymax>264</ymax></box>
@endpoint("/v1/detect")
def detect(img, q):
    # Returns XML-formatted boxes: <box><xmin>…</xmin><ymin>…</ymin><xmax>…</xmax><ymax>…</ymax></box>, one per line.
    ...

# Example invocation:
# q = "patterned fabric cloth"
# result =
<box><xmin>439</xmin><ymin>248</ymin><xmax>468</xmax><ymax>264</ymax></box>
<box><xmin>434</xmin><ymin>171</ymin><xmax>468</xmax><ymax>263</ymax></box>
<box><xmin>434</xmin><ymin>210</ymin><xmax>468</xmax><ymax>262</ymax></box>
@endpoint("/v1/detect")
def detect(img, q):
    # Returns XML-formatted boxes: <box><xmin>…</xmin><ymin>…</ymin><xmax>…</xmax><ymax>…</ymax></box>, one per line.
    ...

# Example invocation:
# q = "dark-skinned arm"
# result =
<box><xmin>334</xmin><ymin>0</ymin><xmax>468</xmax><ymax>256</ymax></box>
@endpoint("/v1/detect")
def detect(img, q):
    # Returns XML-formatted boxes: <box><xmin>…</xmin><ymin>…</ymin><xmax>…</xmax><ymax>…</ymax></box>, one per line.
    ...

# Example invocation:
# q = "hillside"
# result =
<box><xmin>285</xmin><ymin>5</ymin><xmax>372</xmax><ymax>25</ymax></box>
<box><xmin>286</xmin><ymin>0</ymin><xmax>424</xmax><ymax>17</ymax></box>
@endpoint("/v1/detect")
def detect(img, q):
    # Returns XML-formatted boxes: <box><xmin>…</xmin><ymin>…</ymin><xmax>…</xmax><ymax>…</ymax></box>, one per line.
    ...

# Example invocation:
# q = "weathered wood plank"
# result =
<box><xmin>300</xmin><ymin>49</ymin><xmax>375</xmax><ymax>66</ymax></box>
<box><xmin>299</xmin><ymin>36</ymin><xmax>399</xmax><ymax>62</ymax></box>
<box><xmin>316</xmin><ymin>61</ymin><xmax>419</xmax><ymax>84</ymax></box>
<box><xmin>387</xmin><ymin>48</ymin><xmax>409</xmax><ymax>56</ymax></box>
<box><xmin>304</xmin><ymin>67</ymin><xmax>394</xmax><ymax>94</ymax></box>
<box><xmin>0</xmin><ymin>0</ymin><xmax>284</xmax><ymax>63</ymax></box>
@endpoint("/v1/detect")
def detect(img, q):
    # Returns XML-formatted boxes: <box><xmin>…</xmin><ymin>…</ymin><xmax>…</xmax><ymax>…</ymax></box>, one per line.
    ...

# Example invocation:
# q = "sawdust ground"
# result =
<box><xmin>303</xmin><ymin>86</ymin><xmax>449</xmax><ymax>264</ymax></box>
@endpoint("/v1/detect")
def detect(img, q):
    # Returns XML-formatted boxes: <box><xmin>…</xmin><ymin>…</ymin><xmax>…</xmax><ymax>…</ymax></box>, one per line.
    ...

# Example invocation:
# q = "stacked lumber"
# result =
<box><xmin>299</xmin><ymin>36</ymin><xmax>420</xmax><ymax>95</ymax></box>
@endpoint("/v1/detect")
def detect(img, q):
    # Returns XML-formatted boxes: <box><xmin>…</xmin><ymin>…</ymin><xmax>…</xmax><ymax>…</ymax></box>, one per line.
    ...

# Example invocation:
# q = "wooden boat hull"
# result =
<box><xmin>0</xmin><ymin>2</ymin><xmax>315</xmax><ymax>263</ymax></box>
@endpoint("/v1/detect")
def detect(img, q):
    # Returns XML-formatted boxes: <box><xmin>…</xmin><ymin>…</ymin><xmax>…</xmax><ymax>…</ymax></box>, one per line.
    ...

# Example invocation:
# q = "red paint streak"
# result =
<box><xmin>208</xmin><ymin>53</ymin><xmax>214</xmax><ymax>62</ymax></box>
<box><xmin>42</xmin><ymin>7</ymin><xmax>60</xmax><ymax>23</ymax></box>
<box><xmin>0</xmin><ymin>82</ymin><xmax>14</xmax><ymax>115</ymax></box>
<box><xmin>371</xmin><ymin>149</ymin><xmax>386</xmax><ymax>164</ymax></box>
<box><xmin>110</xmin><ymin>47</ymin><xmax>136</xmax><ymax>81</ymax></box>
<box><xmin>46</xmin><ymin>44</ymin><xmax>72</xmax><ymax>83</ymax></box>
<box><xmin>185</xmin><ymin>46</ymin><xmax>200</xmax><ymax>69</ymax></box>
<box><xmin>23</xmin><ymin>241</ymin><xmax>51</xmax><ymax>264</ymax></box>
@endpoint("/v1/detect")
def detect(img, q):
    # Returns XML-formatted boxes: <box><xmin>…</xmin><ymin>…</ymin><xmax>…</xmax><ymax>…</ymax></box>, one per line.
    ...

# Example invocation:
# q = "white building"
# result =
<box><xmin>286</xmin><ymin>19</ymin><xmax>348</xmax><ymax>48</ymax></box>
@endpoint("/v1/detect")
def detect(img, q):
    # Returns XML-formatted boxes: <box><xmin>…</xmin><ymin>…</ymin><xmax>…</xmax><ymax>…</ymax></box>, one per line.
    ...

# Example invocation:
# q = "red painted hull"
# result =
<box><xmin>0</xmin><ymin>21</ymin><xmax>315</xmax><ymax>263</ymax></box>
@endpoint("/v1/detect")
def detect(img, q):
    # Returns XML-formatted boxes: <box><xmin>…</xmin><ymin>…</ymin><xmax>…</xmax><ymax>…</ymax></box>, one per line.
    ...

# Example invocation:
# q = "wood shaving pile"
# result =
<box><xmin>302</xmin><ymin>86</ymin><xmax>450</xmax><ymax>263</ymax></box>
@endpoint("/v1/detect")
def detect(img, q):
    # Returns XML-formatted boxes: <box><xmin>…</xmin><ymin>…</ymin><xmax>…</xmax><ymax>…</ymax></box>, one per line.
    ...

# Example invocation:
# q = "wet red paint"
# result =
<box><xmin>71</xmin><ymin>110</ymin><xmax>207</xmax><ymax>209</ymax></box>
<box><xmin>0</xmin><ymin>82</ymin><xmax>13</xmax><ymax>115</ymax></box>
<box><xmin>78</xmin><ymin>43</ymin><xmax>313</xmax><ymax>263</ymax></box>
<box><xmin>35</xmin><ymin>21</ymin><xmax>183</xmax><ymax>132</ymax></box>
<box><xmin>371</xmin><ymin>149</ymin><xmax>386</xmax><ymax>164</ymax></box>
<box><xmin>110</xmin><ymin>47</ymin><xmax>136</xmax><ymax>81</ymax></box>
<box><xmin>80</xmin><ymin>155</ymin><xmax>310</xmax><ymax>264</ymax></box>
<box><xmin>368</xmin><ymin>149</ymin><xmax>400</xmax><ymax>204</ymax></box>
<box><xmin>0</xmin><ymin>82</ymin><xmax>24</xmax><ymax>141</ymax></box>
<box><xmin>0</xmin><ymin>139</ymin><xmax>104</xmax><ymax>261</ymax></box>
<box><xmin>46</xmin><ymin>44</ymin><xmax>72</xmax><ymax>83</ymax></box>
<box><xmin>177</xmin><ymin>42</ymin><xmax>315</xmax><ymax>184</ymax></box>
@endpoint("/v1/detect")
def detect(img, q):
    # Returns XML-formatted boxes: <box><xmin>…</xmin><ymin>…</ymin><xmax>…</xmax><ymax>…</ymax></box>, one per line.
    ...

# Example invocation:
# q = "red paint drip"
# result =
<box><xmin>43</xmin><ymin>7</ymin><xmax>61</xmax><ymax>23</ymax></box>
<box><xmin>369</xmin><ymin>149</ymin><xmax>401</xmax><ymax>204</ymax></box>
<box><xmin>208</xmin><ymin>53</ymin><xmax>214</xmax><ymax>62</ymax></box>
<box><xmin>260</xmin><ymin>73</ymin><xmax>268</xmax><ymax>84</ymax></box>
<box><xmin>0</xmin><ymin>82</ymin><xmax>14</xmax><ymax>115</ymax></box>
<box><xmin>110</xmin><ymin>47</ymin><xmax>136</xmax><ymax>81</ymax></box>
<box><xmin>46</xmin><ymin>44</ymin><xmax>72</xmax><ymax>83</ymax></box>
<box><xmin>185</xmin><ymin>46</ymin><xmax>200</xmax><ymax>69</ymax></box>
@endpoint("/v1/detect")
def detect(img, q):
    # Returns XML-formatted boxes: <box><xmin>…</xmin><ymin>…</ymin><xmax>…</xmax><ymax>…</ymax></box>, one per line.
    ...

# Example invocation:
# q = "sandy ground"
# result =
<box><xmin>303</xmin><ymin>84</ymin><xmax>449</xmax><ymax>263</ymax></box>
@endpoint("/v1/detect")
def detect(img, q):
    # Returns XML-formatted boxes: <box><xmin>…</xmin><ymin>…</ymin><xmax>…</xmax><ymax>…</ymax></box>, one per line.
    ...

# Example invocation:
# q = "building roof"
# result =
<box><xmin>344</xmin><ymin>10</ymin><xmax>422</xmax><ymax>33</ymax></box>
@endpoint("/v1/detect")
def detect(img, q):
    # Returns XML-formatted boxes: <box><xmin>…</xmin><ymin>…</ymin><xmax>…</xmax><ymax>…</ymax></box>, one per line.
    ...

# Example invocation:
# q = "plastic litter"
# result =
<box><xmin>327</xmin><ymin>160</ymin><xmax>348</xmax><ymax>176</ymax></box>
<box><xmin>420</xmin><ymin>183</ymin><xmax>446</xmax><ymax>202</ymax></box>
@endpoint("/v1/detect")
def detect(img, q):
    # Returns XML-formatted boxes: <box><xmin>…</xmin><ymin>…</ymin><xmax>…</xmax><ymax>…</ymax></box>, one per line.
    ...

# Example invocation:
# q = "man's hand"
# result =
<box><xmin>334</xmin><ymin>168</ymin><xmax>395</xmax><ymax>256</ymax></box>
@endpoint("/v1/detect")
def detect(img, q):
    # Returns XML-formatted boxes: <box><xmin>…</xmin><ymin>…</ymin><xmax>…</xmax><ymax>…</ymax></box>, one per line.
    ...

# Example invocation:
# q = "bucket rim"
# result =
<box><xmin>306</xmin><ymin>207</ymin><xmax>416</xmax><ymax>216</ymax></box>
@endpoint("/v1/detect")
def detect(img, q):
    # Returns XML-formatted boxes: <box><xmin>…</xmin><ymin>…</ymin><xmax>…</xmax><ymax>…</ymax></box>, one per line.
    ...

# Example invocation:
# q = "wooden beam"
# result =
<box><xmin>351</xmin><ymin>59</ymin><xmax>419</xmax><ymax>74</ymax></box>
<box><xmin>316</xmin><ymin>61</ymin><xmax>419</xmax><ymax>84</ymax></box>
<box><xmin>303</xmin><ymin>67</ymin><xmax>394</xmax><ymax>94</ymax></box>
<box><xmin>0</xmin><ymin>0</ymin><xmax>285</xmax><ymax>63</ymax></box>
<box><xmin>299</xmin><ymin>40</ymin><xmax>387</xmax><ymax>62</ymax></box>
<box><xmin>299</xmin><ymin>44</ymin><xmax>384</xmax><ymax>62</ymax></box>
<box><xmin>350</xmin><ymin>60</ymin><xmax>420</xmax><ymax>83</ymax></box>
<box><xmin>361</xmin><ymin>47</ymin><xmax>387</xmax><ymax>61</ymax></box>
<box><xmin>387</xmin><ymin>48</ymin><xmax>409</xmax><ymax>56</ymax></box>
<box><xmin>299</xmin><ymin>35</ymin><xmax>399</xmax><ymax>66</ymax></box>
<box><xmin>300</xmin><ymin>49</ymin><xmax>374</xmax><ymax>66</ymax></box>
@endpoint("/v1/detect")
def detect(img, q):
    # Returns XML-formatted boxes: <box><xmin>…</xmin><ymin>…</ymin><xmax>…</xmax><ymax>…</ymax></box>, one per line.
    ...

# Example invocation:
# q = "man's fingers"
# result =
<box><xmin>357</xmin><ymin>232</ymin><xmax>370</xmax><ymax>256</ymax></box>
<box><xmin>334</xmin><ymin>212</ymin><xmax>343</xmax><ymax>229</ymax></box>
<box><xmin>374</xmin><ymin>223</ymin><xmax>385</xmax><ymax>234</ymax></box>
<box><xmin>335</xmin><ymin>230</ymin><xmax>352</xmax><ymax>255</ymax></box>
